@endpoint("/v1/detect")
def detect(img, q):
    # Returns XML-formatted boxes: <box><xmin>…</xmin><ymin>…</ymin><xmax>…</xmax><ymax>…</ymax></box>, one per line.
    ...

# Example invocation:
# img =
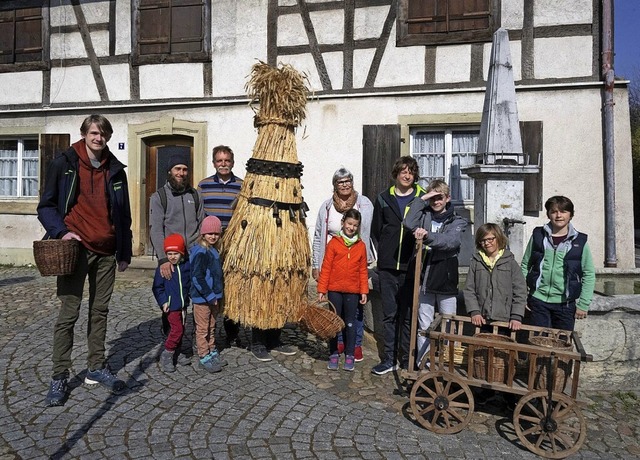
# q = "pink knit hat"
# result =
<box><xmin>200</xmin><ymin>215</ymin><xmax>222</xmax><ymax>235</ymax></box>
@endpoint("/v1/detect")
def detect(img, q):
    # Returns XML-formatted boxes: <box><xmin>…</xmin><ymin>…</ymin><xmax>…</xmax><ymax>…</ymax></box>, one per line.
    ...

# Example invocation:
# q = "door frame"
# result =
<box><xmin>127</xmin><ymin>116</ymin><xmax>207</xmax><ymax>256</ymax></box>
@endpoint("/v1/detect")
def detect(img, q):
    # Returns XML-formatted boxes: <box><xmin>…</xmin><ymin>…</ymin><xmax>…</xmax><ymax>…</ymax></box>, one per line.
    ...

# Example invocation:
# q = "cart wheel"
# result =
<box><xmin>513</xmin><ymin>390</ymin><xmax>586</xmax><ymax>459</ymax></box>
<box><xmin>409</xmin><ymin>370</ymin><xmax>474</xmax><ymax>434</ymax></box>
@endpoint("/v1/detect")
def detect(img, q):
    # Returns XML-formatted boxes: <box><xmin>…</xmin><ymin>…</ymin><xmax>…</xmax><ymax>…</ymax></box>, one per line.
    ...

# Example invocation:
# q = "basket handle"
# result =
<box><xmin>318</xmin><ymin>300</ymin><xmax>337</xmax><ymax>314</ymax></box>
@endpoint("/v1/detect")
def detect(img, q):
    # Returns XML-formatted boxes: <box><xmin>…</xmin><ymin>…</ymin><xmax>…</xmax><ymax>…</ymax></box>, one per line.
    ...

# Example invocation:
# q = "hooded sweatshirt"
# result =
<box><xmin>64</xmin><ymin>140</ymin><xmax>116</xmax><ymax>255</ymax></box>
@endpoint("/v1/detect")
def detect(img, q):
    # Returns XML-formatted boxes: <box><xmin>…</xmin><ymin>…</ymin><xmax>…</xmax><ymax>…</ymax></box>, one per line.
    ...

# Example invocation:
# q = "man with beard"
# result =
<box><xmin>149</xmin><ymin>152</ymin><xmax>204</xmax><ymax>279</ymax></box>
<box><xmin>149</xmin><ymin>152</ymin><xmax>204</xmax><ymax>362</ymax></box>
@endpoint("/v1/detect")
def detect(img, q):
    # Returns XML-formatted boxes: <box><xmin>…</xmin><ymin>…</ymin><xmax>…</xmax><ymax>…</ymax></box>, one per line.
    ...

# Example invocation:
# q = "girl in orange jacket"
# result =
<box><xmin>317</xmin><ymin>208</ymin><xmax>369</xmax><ymax>371</ymax></box>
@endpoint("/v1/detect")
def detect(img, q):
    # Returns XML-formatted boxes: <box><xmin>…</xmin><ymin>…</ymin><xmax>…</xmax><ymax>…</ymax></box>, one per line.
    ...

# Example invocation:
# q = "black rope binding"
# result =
<box><xmin>248</xmin><ymin>197</ymin><xmax>309</xmax><ymax>227</ymax></box>
<box><xmin>246</xmin><ymin>158</ymin><xmax>304</xmax><ymax>179</ymax></box>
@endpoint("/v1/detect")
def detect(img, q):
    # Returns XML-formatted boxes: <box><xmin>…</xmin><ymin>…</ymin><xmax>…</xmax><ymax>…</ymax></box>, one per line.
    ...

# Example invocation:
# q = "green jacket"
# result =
<box><xmin>521</xmin><ymin>223</ymin><xmax>595</xmax><ymax>311</ymax></box>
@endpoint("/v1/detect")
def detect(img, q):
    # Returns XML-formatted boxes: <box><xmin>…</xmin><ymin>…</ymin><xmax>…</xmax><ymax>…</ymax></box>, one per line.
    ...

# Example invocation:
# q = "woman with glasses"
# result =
<box><xmin>312</xmin><ymin>168</ymin><xmax>375</xmax><ymax>362</ymax></box>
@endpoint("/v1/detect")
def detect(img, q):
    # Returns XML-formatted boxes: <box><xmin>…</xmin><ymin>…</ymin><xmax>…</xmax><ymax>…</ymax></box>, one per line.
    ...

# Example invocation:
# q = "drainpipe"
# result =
<box><xmin>602</xmin><ymin>0</ymin><xmax>617</xmax><ymax>267</ymax></box>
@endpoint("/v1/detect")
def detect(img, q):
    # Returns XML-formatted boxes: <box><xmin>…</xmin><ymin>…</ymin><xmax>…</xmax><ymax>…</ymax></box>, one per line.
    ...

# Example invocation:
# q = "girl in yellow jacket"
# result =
<box><xmin>317</xmin><ymin>208</ymin><xmax>369</xmax><ymax>371</ymax></box>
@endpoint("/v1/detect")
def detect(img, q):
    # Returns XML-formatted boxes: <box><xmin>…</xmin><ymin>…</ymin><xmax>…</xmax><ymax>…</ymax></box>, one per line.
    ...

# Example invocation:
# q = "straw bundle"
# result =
<box><xmin>222</xmin><ymin>62</ymin><xmax>311</xmax><ymax>329</ymax></box>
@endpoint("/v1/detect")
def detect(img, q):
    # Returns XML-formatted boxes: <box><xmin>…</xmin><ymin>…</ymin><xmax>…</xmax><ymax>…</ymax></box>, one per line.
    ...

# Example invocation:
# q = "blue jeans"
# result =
<box><xmin>328</xmin><ymin>292</ymin><xmax>359</xmax><ymax>356</ymax></box>
<box><xmin>336</xmin><ymin>304</ymin><xmax>363</xmax><ymax>347</ymax></box>
<box><xmin>527</xmin><ymin>296</ymin><xmax>576</xmax><ymax>331</ymax></box>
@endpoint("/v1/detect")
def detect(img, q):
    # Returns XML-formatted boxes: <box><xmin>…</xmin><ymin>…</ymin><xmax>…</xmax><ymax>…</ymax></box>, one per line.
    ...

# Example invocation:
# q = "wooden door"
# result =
<box><xmin>362</xmin><ymin>125</ymin><xmax>401</xmax><ymax>202</ymax></box>
<box><xmin>144</xmin><ymin>136</ymin><xmax>194</xmax><ymax>255</ymax></box>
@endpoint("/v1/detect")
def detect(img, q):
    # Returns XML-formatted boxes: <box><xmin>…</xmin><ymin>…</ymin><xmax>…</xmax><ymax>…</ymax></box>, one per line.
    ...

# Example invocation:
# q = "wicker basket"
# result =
<box><xmin>33</xmin><ymin>239</ymin><xmax>80</xmax><ymax>276</ymax></box>
<box><xmin>529</xmin><ymin>332</ymin><xmax>573</xmax><ymax>392</ymax></box>
<box><xmin>298</xmin><ymin>300</ymin><xmax>345</xmax><ymax>341</ymax></box>
<box><xmin>472</xmin><ymin>333</ymin><xmax>516</xmax><ymax>383</ymax></box>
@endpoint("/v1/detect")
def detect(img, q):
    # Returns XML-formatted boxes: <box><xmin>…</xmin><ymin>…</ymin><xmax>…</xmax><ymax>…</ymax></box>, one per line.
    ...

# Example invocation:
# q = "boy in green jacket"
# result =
<box><xmin>521</xmin><ymin>196</ymin><xmax>595</xmax><ymax>330</ymax></box>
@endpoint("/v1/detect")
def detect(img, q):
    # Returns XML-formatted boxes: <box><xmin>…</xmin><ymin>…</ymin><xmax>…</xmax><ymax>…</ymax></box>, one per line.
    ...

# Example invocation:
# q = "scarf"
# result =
<box><xmin>430</xmin><ymin>202</ymin><xmax>455</xmax><ymax>223</ymax></box>
<box><xmin>340</xmin><ymin>231</ymin><xmax>359</xmax><ymax>247</ymax></box>
<box><xmin>480</xmin><ymin>248</ymin><xmax>504</xmax><ymax>270</ymax></box>
<box><xmin>333</xmin><ymin>190</ymin><xmax>358</xmax><ymax>213</ymax></box>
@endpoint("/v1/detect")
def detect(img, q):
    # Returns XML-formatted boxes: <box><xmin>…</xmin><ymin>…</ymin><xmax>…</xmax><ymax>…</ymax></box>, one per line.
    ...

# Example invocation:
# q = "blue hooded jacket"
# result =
<box><xmin>189</xmin><ymin>244</ymin><xmax>223</xmax><ymax>304</ymax></box>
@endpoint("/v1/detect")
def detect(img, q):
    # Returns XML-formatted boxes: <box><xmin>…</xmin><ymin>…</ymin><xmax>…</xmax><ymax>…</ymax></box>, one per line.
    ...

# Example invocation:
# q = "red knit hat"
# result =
<box><xmin>164</xmin><ymin>233</ymin><xmax>186</xmax><ymax>255</ymax></box>
<box><xmin>200</xmin><ymin>215</ymin><xmax>222</xmax><ymax>235</ymax></box>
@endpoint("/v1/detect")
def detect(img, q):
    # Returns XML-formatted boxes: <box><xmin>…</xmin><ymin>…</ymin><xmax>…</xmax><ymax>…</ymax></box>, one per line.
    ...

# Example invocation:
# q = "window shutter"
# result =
<box><xmin>362</xmin><ymin>125</ymin><xmax>401</xmax><ymax>202</ymax></box>
<box><xmin>39</xmin><ymin>134</ymin><xmax>70</xmax><ymax>198</ymax></box>
<box><xmin>407</xmin><ymin>0</ymin><xmax>490</xmax><ymax>35</ymax></box>
<box><xmin>0</xmin><ymin>11</ymin><xmax>14</xmax><ymax>64</ymax></box>
<box><xmin>15</xmin><ymin>7</ymin><xmax>42</xmax><ymax>63</ymax></box>
<box><xmin>171</xmin><ymin>1</ymin><xmax>204</xmax><ymax>53</ymax></box>
<box><xmin>139</xmin><ymin>0</ymin><xmax>171</xmax><ymax>55</ymax></box>
<box><xmin>520</xmin><ymin>121</ymin><xmax>543</xmax><ymax>213</ymax></box>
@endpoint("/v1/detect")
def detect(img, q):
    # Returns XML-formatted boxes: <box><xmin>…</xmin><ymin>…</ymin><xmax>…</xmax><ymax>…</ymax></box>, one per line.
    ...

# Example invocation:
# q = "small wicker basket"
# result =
<box><xmin>472</xmin><ymin>333</ymin><xmax>516</xmax><ymax>383</ymax></box>
<box><xmin>298</xmin><ymin>300</ymin><xmax>345</xmax><ymax>341</ymax></box>
<box><xmin>529</xmin><ymin>331</ymin><xmax>573</xmax><ymax>392</ymax></box>
<box><xmin>33</xmin><ymin>239</ymin><xmax>80</xmax><ymax>276</ymax></box>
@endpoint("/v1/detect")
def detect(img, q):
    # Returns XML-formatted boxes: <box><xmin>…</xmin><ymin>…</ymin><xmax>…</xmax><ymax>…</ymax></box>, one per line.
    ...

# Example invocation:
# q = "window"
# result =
<box><xmin>132</xmin><ymin>0</ymin><xmax>211</xmax><ymax>65</ymax></box>
<box><xmin>410</xmin><ymin>128</ymin><xmax>479</xmax><ymax>202</ymax></box>
<box><xmin>0</xmin><ymin>1</ymin><xmax>45</xmax><ymax>70</ymax></box>
<box><xmin>0</xmin><ymin>138</ymin><xmax>39</xmax><ymax>197</ymax></box>
<box><xmin>397</xmin><ymin>0</ymin><xmax>499</xmax><ymax>46</ymax></box>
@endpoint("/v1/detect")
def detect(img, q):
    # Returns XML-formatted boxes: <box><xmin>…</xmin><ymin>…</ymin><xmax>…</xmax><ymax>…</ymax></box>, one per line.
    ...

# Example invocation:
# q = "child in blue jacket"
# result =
<box><xmin>190</xmin><ymin>216</ymin><xmax>225</xmax><ymax>373</ymax></box>
<box><xmin>152</xmin><ymin>234</ymin><xmax>191</xmax><ymax>373</ymax></box>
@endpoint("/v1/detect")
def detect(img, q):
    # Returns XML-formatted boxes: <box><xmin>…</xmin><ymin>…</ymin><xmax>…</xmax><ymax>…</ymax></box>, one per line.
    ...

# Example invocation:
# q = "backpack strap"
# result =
<box><xmin>157</xmin><ymin>185</ymin><xmax>199</xmax><ymax>214</ymax></box>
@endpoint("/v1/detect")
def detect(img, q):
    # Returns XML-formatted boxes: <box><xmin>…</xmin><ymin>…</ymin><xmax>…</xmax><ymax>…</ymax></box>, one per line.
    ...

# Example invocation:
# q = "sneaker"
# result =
<box><xmin>175</xmin><ymin>352</ymin><xmax>191</xmax><ymax>366</ymax></box>
<box><xmin>84</xmin><ymin>367</ymin><xmax>125</xmax><ymax>392</ymax></box>
<box><xmin>160</xmin><ymin>349</ymin><xmax>176</xmax><ymax>373</ymax></box>
<box><xmin>208</xmin><ymin>350</ymin><xmax>228</xmax><ymax>367</ymax></box>
<box><xmin>271</xmin><ymin>344</ymin><xmax>296</xmax><ymax>356</ymax></box>
<box><xmin>337</xmin><ymin>342</ymin><xmax>345</xmax><ymax>355</ymax></box>
<box><xmin>45</xmin><ymin>377</ymin><xmax>68</xmax><ymax>407</ymax></box>
<box><xmin>371</xmin><ymin>360</ymin><xmax>398</xmax><ymax>375</ymax></box>
<box><xmin>327</xmin><ymin>354</ymin><xmax>339</xmax><ymax>370</ymax></box>
<box><xmin>199</xmin><ymin>354</ymin><xmax>222</xmax><ymax>373</ymax></box>
<box><xmin>344</xmin><ymin>355</ymin><xmax>355</xmax><ymax>372</ymax></box>
<box><xmin>354</xmin><ymin>346</ymin><xmax>363</xmax><ymax>362</ymax></box>
<box><xmin>252</xmin><ymin>347</ymin><xmax>273</xmax><ymax>362</ymax></box>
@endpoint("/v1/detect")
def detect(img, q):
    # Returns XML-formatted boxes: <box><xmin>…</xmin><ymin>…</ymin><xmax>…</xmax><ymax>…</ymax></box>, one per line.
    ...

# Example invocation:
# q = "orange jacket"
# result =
<box><xmin>317</xmin><ymin>236</ymin><xmax>369</xmax><ymax>295</ymax></box>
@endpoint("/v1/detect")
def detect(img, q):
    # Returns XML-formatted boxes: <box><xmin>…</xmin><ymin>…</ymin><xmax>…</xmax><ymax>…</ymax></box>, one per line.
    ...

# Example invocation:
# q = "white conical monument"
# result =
<box><xmin>477</xmin><ymin>28</ymin><xmax>524</xmax><ymax>165</ymax></box>
<box><xmin>462</xmin><ymin>28</ymin><xmax>539</xmax><ymax>261</ymax></box>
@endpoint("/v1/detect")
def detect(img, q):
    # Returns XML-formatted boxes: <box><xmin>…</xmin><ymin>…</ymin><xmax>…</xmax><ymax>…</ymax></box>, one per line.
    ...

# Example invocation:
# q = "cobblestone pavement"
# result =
<box><xmin>0</xmin><ymin>266</ymin><xmax>638</xmax><ymax>459</ymax></box>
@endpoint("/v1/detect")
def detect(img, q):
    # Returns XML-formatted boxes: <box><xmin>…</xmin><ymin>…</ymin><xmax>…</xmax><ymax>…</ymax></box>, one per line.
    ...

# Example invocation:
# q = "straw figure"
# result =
<box><xmin>221</xmin><ymin>62</ymin><xmax>311</xmax><ymax>330</ymax></box>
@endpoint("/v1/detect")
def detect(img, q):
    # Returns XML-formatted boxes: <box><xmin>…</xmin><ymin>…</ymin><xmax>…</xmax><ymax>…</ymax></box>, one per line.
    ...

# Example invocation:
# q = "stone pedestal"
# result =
<box><xmin>463</xmin><ymin>164</ymin><xmax>538</xmax><ymax>261</ymax></box>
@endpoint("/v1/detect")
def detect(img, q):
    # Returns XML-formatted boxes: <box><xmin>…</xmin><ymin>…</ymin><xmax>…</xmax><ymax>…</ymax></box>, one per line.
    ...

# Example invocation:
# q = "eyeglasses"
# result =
<box><xmin>480</xmin><ymin>237</ymin><xmax>496</xmax><ymax>244</ymax></box>
<box><xmin>336</xmin><ymin>179</ymin><xmax>352</xmax><ymax>187</ymax></box>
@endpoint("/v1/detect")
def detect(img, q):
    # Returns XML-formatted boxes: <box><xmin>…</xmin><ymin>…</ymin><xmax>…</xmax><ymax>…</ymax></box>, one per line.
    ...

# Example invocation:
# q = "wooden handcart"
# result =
<box><xmin>401</xmin><ymin>241</ymin><xmax>593</xmax><ymax>459</ymax></box>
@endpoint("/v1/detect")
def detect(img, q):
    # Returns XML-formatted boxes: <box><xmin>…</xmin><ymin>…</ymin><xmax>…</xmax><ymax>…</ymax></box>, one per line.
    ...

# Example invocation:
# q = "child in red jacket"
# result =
<box><xmin>317</xmin><ymin>208</ymin><xmax>369</xmax><ymax>371</ymax></box>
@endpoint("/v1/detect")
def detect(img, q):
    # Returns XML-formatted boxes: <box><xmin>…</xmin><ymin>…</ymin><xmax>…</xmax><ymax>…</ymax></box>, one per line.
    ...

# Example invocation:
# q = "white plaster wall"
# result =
<box><xmin>375</xmin><ymin>25</ymin><xmax>424</xmax><ymax>87</ymax></box>
<box><xmin>483</xmin><ymin>40</ymin><xmax>521</xmax><ymax>82</ymax></box>
<box><xmin>435</xmin><ymin>45</ymin><xmax>471</xmax><ymax>83</ymax></box>
<box><xmin>50</xmin><ymin>66</ymin><xmax>100</xmax><ymax>103</ymax></box>
<box><xmin>50</xmin><ymin>31</ymin><xmax>109</xmax><ymax>60</ymax></box>
<box><xmin>115</xmin><ymin>0</ymin><xmax>132</xmax><ymax>55</ymax></box>
<box><xmin>323</xmin><ymin>52</ymin><xmax>344</xmax><ymax>91</ymax></box>
<box><xmin>354</xmin><ymin>6</ymin><xmax>389</xmax><ymax>40</ymax></box>
<box><xmin>0</xmin><ymin>215</ymin><xmax>44</xmax><ymax>249</ymax></box>
<box><xmin>139</xmin><ymin>64</ymin><xmax>204</xmax><ymax>99</ymax></box>
<box><xmin>0</xmin><ymin>72</ymin><xmax>42</xmax><ymax>105</ymax></box>
<box><xmin>534</xmin><ymin>36</ymin><xmax>593</xmax><ymax>79</ymax></box>
<box><xmin>352</xmin><ymin>49</ymin><xmax>377</xmax><ymax>89</ymax></box>
<box><xmin>1</xmin><ymin>90</ymin><xmax>634</xmax><ymax>269</ymax></box>
<box><xmin>279</xmin><ymin>54</ymin><xmax>323</xmax><ymax>91</ymax></box>
<box><xmin>278</xmin><ymin>14</ymin><xmax>307</xmax><ymax>47</ymax></box>
<box><xmin>50</xmin><ymin>32</ymin><xmax>86</xmax><ymax>59</ymax></box>
<box><xmin>534</xmin><ymin>0</ymin><xmax>593</xmax><ymax>26</ymax></box>
<box><xmin>80</xmin><ymin>1</ymin><xmax>111</xmax><ymax>24</ymax></box>
<box><xmin>49</xmin><ymin>1</ymin><xmax>76</xmax><ymax>28</ymax></box>
<box><xmin>311</xmin><ymin>10</ymin><xmax>344</xmax><ymax>45</ymax></box>
<box><xmin>211</xmin><ymin>0</ymin><xmax>268</xmax><ymax>97</ymax></box>
<box><xmin>501</xmin><ymin>0</ymin><xmax>524</xmax><ymax>30</ymax></box>
<box><xmin>102</xmin><ymin>64</ymin><xmax>131</xmax><ymax>101</ymax></box>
